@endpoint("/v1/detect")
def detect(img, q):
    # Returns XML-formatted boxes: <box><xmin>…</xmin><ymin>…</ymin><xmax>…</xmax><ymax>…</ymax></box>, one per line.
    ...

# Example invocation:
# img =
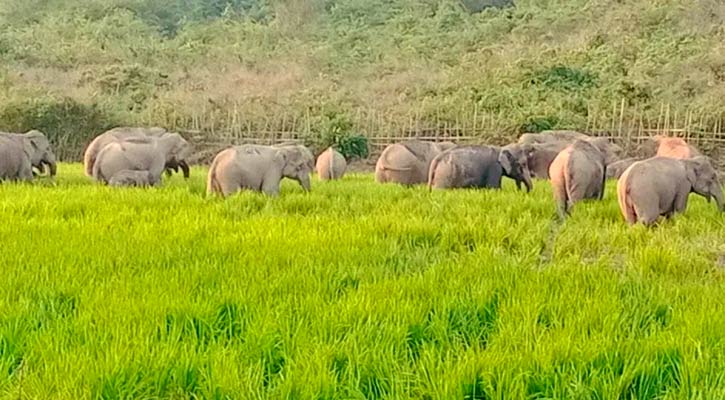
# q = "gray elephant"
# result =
<box><xmin>606</xmin><ymin>157</ymin><xmax>640</xmax><ymax>179</ymax></box>
<box><xmin>0</xmin><ymin>130</ymin><xmax>57</xmax><ymax>180</ymax></box>
<box><xmin>617</xmin><ymin>156</ymin><xmax>723</xmax><ymax>225</ymax></box>
<box><xmin>108</xmin><ymin>170</ymin><xmax>154</xmax><ymax>187</ymax></box>
<box><xmin>549</xmin><ymin>140</ymin><xmax>607</xmax><ymax>218</ymax></box>
<box><xmin>92</xmin><ymin>133</ymin><xmax>192</xmax><ymax>186</ymax></box>
<box><xmin>207</xmin><ymin>144</ymin><xmax>312</xmax><ymax>197</ymax></box>
<box><xmin>83</xmin><ymin>127</ymin><xmax>190</xmax><ymax>178</ymax></box>
<box><xmin>316</xmin><ymin>147</ymin><xmax>347</xmax><ymax>180</ymax></box>
<box><xmin>500</xmin><ymin>141</ymin><xmax>567</xmax><ymax>180</ymax></box>
<box><xmin>375</xmin><ymin>140</ymin><xmax>456</xmax><ymax>185</ymax></box>
<box><xmin>502</xmin><ymin>136</ymin><xmax>621</xmax><ymax>182</ymax></box>
<box><xmin>589</xmin><ymin>137</ymin><xmax>623</xmax><ymax>165</ymax></box>
<box><xmin>429</xmin><ymin>145</ymin><xmax>519</xmax><ymax>190</ymax></box>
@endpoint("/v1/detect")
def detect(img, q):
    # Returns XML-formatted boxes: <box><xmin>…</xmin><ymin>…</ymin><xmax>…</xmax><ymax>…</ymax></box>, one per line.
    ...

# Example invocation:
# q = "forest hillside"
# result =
<box><xmin>1</xmin><ymin>0</ymin><xmax>724</xmax><ymax>158</ymax></box>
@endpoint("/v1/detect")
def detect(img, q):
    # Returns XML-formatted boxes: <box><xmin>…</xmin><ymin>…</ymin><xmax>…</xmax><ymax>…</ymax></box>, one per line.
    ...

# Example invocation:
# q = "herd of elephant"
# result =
<box><xmin>375</xmin><ymin>130</ymin><xmax>724</xmax><ymax>225</ymax></box>
<box><xmin>0</xmin><ymin>127</ymin><xmax>721</xmax><ymax>226</ymax></box>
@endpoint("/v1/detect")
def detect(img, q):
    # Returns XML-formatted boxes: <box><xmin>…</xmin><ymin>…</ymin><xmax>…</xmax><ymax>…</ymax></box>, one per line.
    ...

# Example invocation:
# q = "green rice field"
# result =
<box><xmin>0</xmin><ymin>164</ymin><xmax>724</xmax><ymax>399</ymax></box>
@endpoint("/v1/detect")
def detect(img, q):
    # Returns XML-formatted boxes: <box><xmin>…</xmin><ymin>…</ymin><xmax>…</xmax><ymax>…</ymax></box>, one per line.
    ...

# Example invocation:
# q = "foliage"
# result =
<box><xmin>2</xmin><ymin>0</ymin><xmax>725</xmax><ymax>159</ymax></box>
<box><xmin>312</xmin><ymin>110</ymin><xmax>369</xmax><ymax>159</ymax></box>
<box><xmin>336</xmin><ymin>135</ymin><xmax>369</xmax><ymax>160</ymax></box>
<box><xmin>0</xmin><ymin>96</ymin><xmax>117</xmax><ymax>160</ymax></box>
<box><xmin>0</xmin><ymin>164</ymin><xmax>724</xmax><ymax>397</ymax></box>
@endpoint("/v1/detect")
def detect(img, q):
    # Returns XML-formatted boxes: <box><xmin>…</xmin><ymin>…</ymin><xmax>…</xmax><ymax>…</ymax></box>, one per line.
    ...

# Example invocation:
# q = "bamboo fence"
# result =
<box><xmin>175</xmin><ymin>99</ymin><xmax>725</xmax><ymax>167</ymax></box>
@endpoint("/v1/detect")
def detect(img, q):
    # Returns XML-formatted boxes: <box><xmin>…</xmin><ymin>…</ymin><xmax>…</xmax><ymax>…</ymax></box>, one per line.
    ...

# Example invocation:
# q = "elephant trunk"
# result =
<box><xmin>179</xmin><ymin>160</ymin><xmax>190</xmax><ymax>179</ymax></box>
<box><xmin>521</xmin><ymin>168</ymin><xmax>533</xmax><ymax>193</ymax></box>
<box><xmin>47</xmin><ymin>161</ymin><xmax>57</xmax><ymax>177</ymax></box>
<box><xmin>713</xmin><ymin>184</ymin><xmax>724</xmax><ymax>212</ymax></box>
<box><xmin>299</xmin><ymin>174</ymin><xmax>311</xmax><ymax>192</ymax></box>
<box><xmin>44</xmin><ymin>154</ymin><xmax>57</xmax><ymax>177</ymax></box>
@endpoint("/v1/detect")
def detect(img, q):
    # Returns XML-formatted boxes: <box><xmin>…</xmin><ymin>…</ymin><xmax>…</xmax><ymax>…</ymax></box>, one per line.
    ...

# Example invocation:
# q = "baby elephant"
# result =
<box><xmin>617</xmin><ymin>156</ymin><xmax>723</xmax><ymax>226</ymax></box>
<box><xmin>428</xmin><ymin>145</ymin><xmax>508</xmax><ymax>189</ymax></box>
<box><xmin>549</xmin><ymin>140</ymin><xmax>607</xmax><ymax>218</ymax></box>
<box><xmin>108</xmin><ymin>170</ymin><xmax>154</xmax><ymax>187</ymax></box>
<box><xmin>316</xmin><ymin>147</ymin><xmax>347</xmax><ymax>180</ymax></box>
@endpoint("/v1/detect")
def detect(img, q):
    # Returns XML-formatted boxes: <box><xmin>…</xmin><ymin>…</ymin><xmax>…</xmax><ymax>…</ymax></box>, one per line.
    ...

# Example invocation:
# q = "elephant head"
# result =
<box><xmin>160</xmin><ymin>133</ymin><xmax>191</xmax><ymax>178</ymax></box>
<box><xmin>634</xmin><ymin>137</ymin><xmax>660</xmax><ymax>158</ymax></box>
<box><xmin>684</xmin><ymin>157</ymin><xmax>723</xmax><ymax>212</ymax></box>
<box><xmin>277</xmin><ymin>145</ymin><xmax>313</xmax><ymax>191</ymax></box>
<box><xmin>587</xmin><ymin>137</ymin><xmax>623</xmax><ymax>165</ymax></box>
<box><xmin>23</xmin><ymin>130</ymin><xmax>57</xmax><ymax>177</ymax></box>
<box><xmin>498</xmin><ymin>144</ymin><xmax>533</xmax><ymax>192</ymax></box>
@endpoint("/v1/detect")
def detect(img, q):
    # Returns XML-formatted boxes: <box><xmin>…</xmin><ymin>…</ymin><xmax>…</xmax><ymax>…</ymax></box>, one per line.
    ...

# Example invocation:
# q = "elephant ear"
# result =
<box><xmin>274</xmin><ymin>149</ymin><xmax>288</xmax><ymax>167</ymax></box>
<box><xmin>498</xmin><ymin>148</ymin><xmax>514</xmax><ymax>174</ymax></box>
<box><xmin>684</xmin><ymin>158</ymin><xmax>702</xmax><ymax>186</ymax></box>
<box><xmin>20</xmin><ymin>138</ymin><xmax>34</xmax><ymax>160</ymax></box>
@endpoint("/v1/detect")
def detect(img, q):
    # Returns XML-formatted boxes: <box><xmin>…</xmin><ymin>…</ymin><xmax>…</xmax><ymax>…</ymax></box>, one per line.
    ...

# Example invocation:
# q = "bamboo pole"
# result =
<box><xmin>664</xmin><ymin>103</ymin><xmax>671</xmax><ymax>135</ymax></box>
<box><xmin>618</xmin><ymin>98</ymin><xmax>625</xmax><ymax>138</ymax></box>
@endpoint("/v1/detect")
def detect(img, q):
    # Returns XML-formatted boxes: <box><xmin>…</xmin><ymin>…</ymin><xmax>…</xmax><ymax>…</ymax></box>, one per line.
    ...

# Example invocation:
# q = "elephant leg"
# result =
<box><xmin>374</xmin><ymin>164</ymin><xmax>388</xmax><ymax>183</ymax></box>
<box><xmin>261</xmin><ymin>169</ymin><xmax>282</xmax><ymax>196</ymax></box>
<box><xmin>18</xmin><ymin>163</ymin><xmax>33</xmax><ymax>182</ymax></box>
<box><xmin>485</xmin><ymin>170</ymin><xmax>502</xmax><ymax>189</ymax></box>
<box><xmin>207</xmin><ymin>161</ymin><xmax>243</xmax><ymax>197</ymax></box>
<box><xmin>149</xmin><ymin>173</ymin><xmax>162</xmax><ymax>187</ymax></box>
<box><xmin>261</xmin><ymin>179</ymin><xmax>281</xmax><ymax>196</ymax></box>
<box><xmin>567</xmin><ymin>179</ymin><xmax>587</xmax><ymax>205</ymax></box>
<box><xmin>673</xmin><ymin>191</ymin><xmax>688</xmax><ymax>214</ymax></box>
<box><xmin>634</xmin><ymin>203</ymin><xmax>659</xmax><ymax>226</ymax></box>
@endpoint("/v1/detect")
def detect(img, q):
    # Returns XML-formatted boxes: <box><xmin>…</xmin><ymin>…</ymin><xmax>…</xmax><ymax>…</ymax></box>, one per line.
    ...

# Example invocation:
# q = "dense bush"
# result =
<box><xmin>0</xmin><ymin>97</ymin><xmax>117</xmax><ymax>160</ymax></box>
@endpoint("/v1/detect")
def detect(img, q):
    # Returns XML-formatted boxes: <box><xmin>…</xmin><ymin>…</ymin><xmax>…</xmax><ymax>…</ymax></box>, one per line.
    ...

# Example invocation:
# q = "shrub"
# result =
<box><xmin>0</xmin><ymin>96</ymin><xmax>117</xmax><ymax>160</ymax></box>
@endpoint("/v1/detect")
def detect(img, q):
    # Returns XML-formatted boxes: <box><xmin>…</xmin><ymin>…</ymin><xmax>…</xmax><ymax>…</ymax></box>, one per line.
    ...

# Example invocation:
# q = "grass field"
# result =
<box><xmin>1</xmin><ymin>164</ymin><xmax>724</xmax><ymax>399</ymax></box>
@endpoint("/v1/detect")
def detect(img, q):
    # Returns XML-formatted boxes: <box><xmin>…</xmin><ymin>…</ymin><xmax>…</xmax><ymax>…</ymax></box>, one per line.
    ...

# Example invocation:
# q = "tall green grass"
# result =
<box><xmin>0</xmin><ymin>164</ymin><xmax>723</xmax><ymax>399</ymax></box>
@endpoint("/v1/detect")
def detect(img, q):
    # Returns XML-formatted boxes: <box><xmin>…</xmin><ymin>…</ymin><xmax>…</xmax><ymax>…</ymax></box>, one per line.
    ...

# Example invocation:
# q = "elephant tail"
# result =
<box><xmin>428</xmin><ymin>156</ymin><xmax>440</xmax><ymax>191</ymax></box>
<box><xmin>617</xmin><ymin>170</ymin><xmax>636</xmax><ymax>224</ymax></box>
<box><xmin>328</xmin><ymin>148</ymin><xmax>335</xmax><ymax>180</ymax></box>
<box><xmin>550</xmin><ymin>160</ymin><xmax>569</xmax><ymax>218</ymax></box>
<box><xmin>207</xmin><ymin>156</ymin><xmax>222</xmax><ymax>195</ymax></box>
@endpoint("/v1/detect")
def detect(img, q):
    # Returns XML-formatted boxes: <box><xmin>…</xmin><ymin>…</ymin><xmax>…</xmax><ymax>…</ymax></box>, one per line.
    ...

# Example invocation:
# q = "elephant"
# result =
<box><xmin>500</xmin><ymin>142</ymin><xmax>568</xmax><ymax>180</ymax></box>
<box><xmin>497</xmin><ymin>143</ymin><xmax>534</xmax><ymax>192</ymax></box>
<box><xmin>92</xmin><ymin>133</ymin><xmax>192</xmax><ymax>186</ymax></box>
<box><xmin>502</xmin><ymin>137</ymin><xmax>621</xmax><ymax>181</ymax></box>
<box><xmin>375</xmin><ymin>140</ymin><xmax>456</xmax><ymax>185</ymax></box>
<box><xmin>316</xmin><ymin>147</ymin><xmax>347</xmax><ymax>180</ymax></box>
<box><xmin>429</xmin><ymin>145</ymin><xmax>519</xmax><ymax>190</ymax></box>
<box><xmin>606</xmin><ymin>157</ymin><xmax>640</xmax><ymax>179</ymax></box>
<box><xmin>207</xmin><ymin>144</ymin><xmax>313</xmax><ymax>197</ymax></box>
<box><xmin>83</xmin><ymin>127</ymin><xmax>190</xmax><ymax>178</ymax></box>
<box><xmin>587</xmin><ymin>137</ymin><xmax>623</xmax><ymax>165</ymax></box>
<box><xmin>0</xmin><ymin>130</ymin><xmax>57</xmax><ymax>179</ymax></box>
<box><xmin>549</xmin><ymin>139</ymin><xmax>607</xmax><ymax>218</ymax></box>
<box><xmin>635</xmin><ymin>136</ymin><xmax>701</xmax><ymax>159</ymax></box>
<box><xmin>108</xmin><ymin>170</ymin><xmax>153</xmax><ymax>187</ymax></box>
<box><xmin>617</xmin><ymin>156</ymin><xmax>723</xmax><ymax>226</ymax></box>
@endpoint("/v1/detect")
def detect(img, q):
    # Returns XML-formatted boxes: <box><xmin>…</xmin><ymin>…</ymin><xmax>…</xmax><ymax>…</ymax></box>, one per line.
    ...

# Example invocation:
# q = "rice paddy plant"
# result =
<box><xmin>0</xmin><ymin>164</ymin><xmax>723</xmax><ymax>399</ymax></box>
